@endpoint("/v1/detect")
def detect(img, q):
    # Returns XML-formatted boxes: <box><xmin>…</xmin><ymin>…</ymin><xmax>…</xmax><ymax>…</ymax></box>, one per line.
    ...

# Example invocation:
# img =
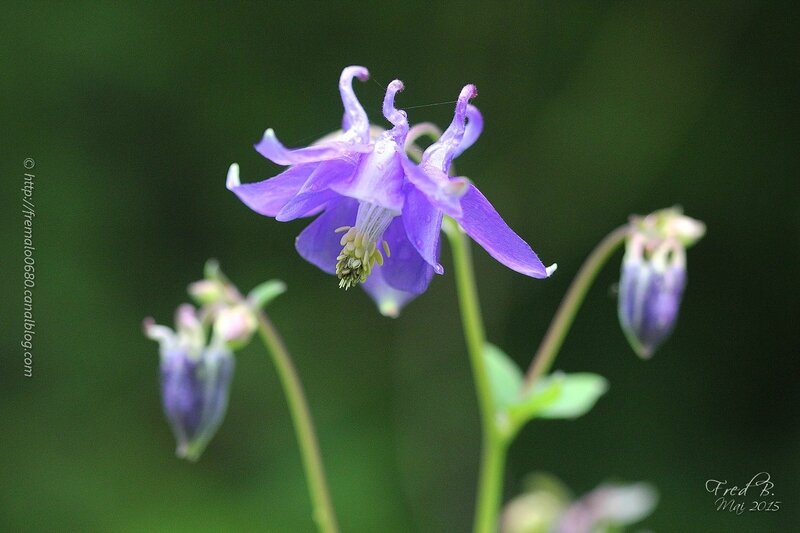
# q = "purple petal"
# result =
<box><xmin>339</xmin><ymin>66</ymin><xmax>370</xmax><ymax>142</ymax></box>
<box><xmin>456</xmin><ymin>185</ymin><xmax>549</xmax><ymax>278</ymax></box>
<box><xmin>276</xmin><ymin>159</ymin><xmax>357</xmax><ymax>221</ymax></box>
<box><xmin>453</xmin><ymin>104</ymin><xmax>483</xmax><ymax>159</ymax></box>
<box><xmin>618</xmin><ymin>260</ymin><xmax>686</xmax><ymax>359</ymax></box>
<box><xmin>160</xmin><ymin>346</ymin><xmax>234</xmax><ymax>460</ymax></box>
<box><xmin>422</xmin><ymin>84</ymin><xmax>478</xmax><ymax>172</ymax></box>
<box><xmin>255</xmin><ymin>128</ymin><xmax>371</xmax><ymax>166</ymax></box>
<box><xmin>331</xmin><ymin>143</ymin><xmax>405</xmax><ymax>211</ymax></box>
<box><xmin>295</xmin><ymin>198</ymin><xmax>359</xmax><ymax>274</ymax></box>
<box><xmin>276</xmin><ymin>189</ymin><xmax>340</xmax><ymax>221</ymax></box>
<box><xmin>361</xmin><ymin>265</ymin><xmax>419</xmax><ymax>317</ymax></box>
<box><xmin>399</xmin><ymin>157</ymin><xmax>463</xmax><ymax>217</ymax></box>
<box><xmin>161</xmin><ymin>349</ymin><xmax>204</xmax><ymax>440</ymax></box>
<box><xmin>380</xmin><ymin>217</ymin><xmax>435</xmax><ymax>294</ymax></box>
<box><xmin>401</xmin><ymin>187</ymin><xmax>444</xmax><ymax>274</ymax></box>
<box><xmin>226</xmin><ymin>163</ymin><xmax>314</xmax><ymax>217</ymax></box>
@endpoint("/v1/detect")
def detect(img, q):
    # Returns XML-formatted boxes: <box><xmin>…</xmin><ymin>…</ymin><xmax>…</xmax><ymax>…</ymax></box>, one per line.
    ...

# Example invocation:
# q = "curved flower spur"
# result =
<box><xmin>228</xmin><ymin>66</ymin><xmax>554</xmax><ymax>315</ymax></box>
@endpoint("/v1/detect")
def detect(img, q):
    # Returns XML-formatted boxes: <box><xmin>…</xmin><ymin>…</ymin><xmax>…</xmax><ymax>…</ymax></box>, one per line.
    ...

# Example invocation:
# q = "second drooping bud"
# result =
<box><xmin>618</xmin><ymin>207</ymin><xmax>705</xmax><ymax>359</ymax></box>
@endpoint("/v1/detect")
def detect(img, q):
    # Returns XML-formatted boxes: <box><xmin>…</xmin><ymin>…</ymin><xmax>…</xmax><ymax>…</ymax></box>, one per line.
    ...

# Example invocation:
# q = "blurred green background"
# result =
<box><xmin>2</xmin><ymin>1</ymin><xmax>798</xmax><ymax>531</ymax></box>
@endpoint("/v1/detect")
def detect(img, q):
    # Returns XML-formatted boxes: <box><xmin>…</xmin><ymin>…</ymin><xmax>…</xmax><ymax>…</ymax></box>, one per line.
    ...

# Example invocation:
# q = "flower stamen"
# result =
<box><xmin>335</xmin><ymin>203</ymin><xmax>395</xmax><ymax>290</ymax></box>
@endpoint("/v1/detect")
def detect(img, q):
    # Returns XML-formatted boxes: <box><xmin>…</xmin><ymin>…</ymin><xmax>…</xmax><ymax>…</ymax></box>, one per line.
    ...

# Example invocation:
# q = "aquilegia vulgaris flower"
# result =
<box><xmin>618</xmin><ymin>207</ymin><xmax>705</xmax><ymax>358</ymax></box>
<box><xmin>228</xmin><ymin>65</ymin><xmax>555</xmax><ymax>315</ymax></box>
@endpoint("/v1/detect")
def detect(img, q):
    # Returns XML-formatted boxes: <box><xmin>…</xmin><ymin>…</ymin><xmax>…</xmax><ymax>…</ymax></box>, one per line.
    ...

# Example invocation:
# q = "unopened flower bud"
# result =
<box><xmin>144</xmin><ymin>307</ymin><xmax>235</xmax><ymax>461</ymax></box>
<box><xmin>556</xmin><ymin>482</ymin><xmax>657</xmax><ymax>533</ymax></box>
<box><xmin>188</xmin><ymin>279</ymin><xmax>226</xmax><ymax>305</ymax></box>
<box><xmin>213</xmin><ymin>304</ymin><xmax>257</xmax><ymax>347</ymax></box>
<box><xmin>502</xmin><ymin>491</ymin><xmax>566</xmax><ymax>533</ymax></box>
<box><xmin>618</xmin><ymin>209</ymin><xmax>704</xmax><ymax>358</ymax></box>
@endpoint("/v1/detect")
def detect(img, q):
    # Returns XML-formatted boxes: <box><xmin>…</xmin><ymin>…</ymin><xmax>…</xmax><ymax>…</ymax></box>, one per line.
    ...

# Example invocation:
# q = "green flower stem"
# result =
<box><xmin>444</xmin><ymin>217</ymin><xmax>508</xmax><ymax>533</ymax></box>
<box><xmin>523</xmin><ymin>225</ymin><xmax>629</xmax><ymax>389</ymax></box>
<box><xmin>256</xmin><ymin>311</ymin><xmax>339</xmax><ymax>533</ymax></box>
<box><xmin>475</xmin><ymin>437</ymin><xmax>509</xmax><ymax>533</ymax></box>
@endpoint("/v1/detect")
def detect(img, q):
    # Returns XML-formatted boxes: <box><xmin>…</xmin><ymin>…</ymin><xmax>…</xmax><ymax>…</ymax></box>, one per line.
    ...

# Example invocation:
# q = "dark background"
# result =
<box><xmin>2</xmin><ymin>2</ymin><xmax>798</xmax><ymax>531</ymax></box>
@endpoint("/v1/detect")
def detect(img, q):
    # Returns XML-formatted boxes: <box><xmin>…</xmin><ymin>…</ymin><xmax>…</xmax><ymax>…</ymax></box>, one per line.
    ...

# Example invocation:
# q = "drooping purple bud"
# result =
<box><xmin>618</xmin><ymin>208</ymin><xmax>705</xmax><ymax>358</ymax></box>
<box><xmin>188</xmin><ymin>279</ymin><xmax>225</xmax><ymax>305</ymax></box>
<box><xmin>144</xmin><ymin>307</ymin><xmax>235</xmax><ymax>461</ymax></box>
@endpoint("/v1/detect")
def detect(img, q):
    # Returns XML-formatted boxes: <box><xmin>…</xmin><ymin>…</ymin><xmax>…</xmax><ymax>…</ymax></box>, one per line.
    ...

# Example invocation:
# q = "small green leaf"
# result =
<box><xmin>247</xmin><ymin>280</ymin><xmax>287</xmax><ymax>309</ymax></box>
<box><xmin>484</xmin><ymin>343</ymin><xmax>523</xmax><ymax>410</ymax></box>
<box><xmin>508</xmin><ymin>378</ymin><xmax>563</xmax><ymax>427</ymax></box>
<box><xmin>537</xmin><ymin>372</ymin><xmax>608</xmax><ymax>420</ymax></box>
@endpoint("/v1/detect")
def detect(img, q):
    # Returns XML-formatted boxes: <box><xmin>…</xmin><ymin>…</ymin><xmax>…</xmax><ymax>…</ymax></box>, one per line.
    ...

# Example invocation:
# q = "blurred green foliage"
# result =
<box><xmin>1</xmin><ymin>2</ymin><xmax>798</xmax><ymax>531</ymax></box>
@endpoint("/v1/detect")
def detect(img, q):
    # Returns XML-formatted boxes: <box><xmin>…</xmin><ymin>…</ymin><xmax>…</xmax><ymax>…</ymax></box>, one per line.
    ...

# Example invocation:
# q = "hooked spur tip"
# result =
<box><xmin>383</xmin><ymin>80</ymin><xmax>408</xmax><ymax>127</ymax></box>
<box><xmin>460</xmin><ymin>84</ymin><xmax>478</xmax><ymax>101</ymax></box>
<box><xmin>387</xmin><ymin>79</ymin><xmax>404</xmax><ymax>94</ymax></box>
<box><xmin>342</xmin><ymin>65</ymin><xmax>370</xmax><ymax>82</ymax></box>
<box><xmin>545</xmin><ymin>263</ymin><xmax>558</xmax><ymax>277</ymax></box>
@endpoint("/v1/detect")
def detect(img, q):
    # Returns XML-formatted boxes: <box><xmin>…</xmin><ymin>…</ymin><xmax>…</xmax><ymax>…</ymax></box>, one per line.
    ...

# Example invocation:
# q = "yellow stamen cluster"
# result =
<box><xmin>334</xmin><ymin>226</ymin><xmax>391</xmax><ymax>290</ymax></box>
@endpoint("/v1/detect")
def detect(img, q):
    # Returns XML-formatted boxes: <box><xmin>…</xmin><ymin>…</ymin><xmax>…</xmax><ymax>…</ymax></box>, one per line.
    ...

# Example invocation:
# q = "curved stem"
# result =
<box><xmin>523</xmin><ymin>225</ymin><xmax>629</xmax><ymax>389</ymax></box>
<box><xmin>256</xmin><ymin>312</ymin><xmax>340</xmax><ymax>533</ymax></box>
<box><xmin>444</xmin><ymin>217</ymin><xmax>506</xmax><ymax>533</ymax></box>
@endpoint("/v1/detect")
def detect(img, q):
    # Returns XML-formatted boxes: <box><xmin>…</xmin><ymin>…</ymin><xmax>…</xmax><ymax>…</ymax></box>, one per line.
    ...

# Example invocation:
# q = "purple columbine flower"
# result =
<box><xmin>228</xmin><ymin>66</ymin><xmax>554</xmax><ymax>315</ymax></box>
<box><xmin>618</xmin><ymin>208</ymin><xmax>705</xmax><ymax>358</ymax></box>
<box><xmin>144</xmin><ymin>305</ymin><xmax>235</xmax><ymax>461</ymax></box>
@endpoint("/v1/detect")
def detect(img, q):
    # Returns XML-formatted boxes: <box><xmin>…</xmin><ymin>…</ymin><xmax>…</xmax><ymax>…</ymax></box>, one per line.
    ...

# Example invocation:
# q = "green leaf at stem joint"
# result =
<box><xmin>483</xmin><ymin>344</ymin><xmax>609</xmax><ymax>439</ymax></box>
<box><xmin>534</xmin><ymin>372</ymin><xmax>608</xmax><ymax>420</ymax></box>
<box><xmin>484</xmin><ymin>343</ymin><xmax>523</xmax><ymax>410</ymax></box>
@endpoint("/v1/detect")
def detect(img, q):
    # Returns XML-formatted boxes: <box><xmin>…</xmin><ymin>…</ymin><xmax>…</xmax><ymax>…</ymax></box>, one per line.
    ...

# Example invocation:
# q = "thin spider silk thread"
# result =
<box><xmin>372</xmin><ymin>76</ymin><xmax>457</xmax><ymax>109</ymax></box>
<box><xmin>284</xmin><ymin>78</ymin><xmax>457</xmax><ymax>145</ymax></box>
